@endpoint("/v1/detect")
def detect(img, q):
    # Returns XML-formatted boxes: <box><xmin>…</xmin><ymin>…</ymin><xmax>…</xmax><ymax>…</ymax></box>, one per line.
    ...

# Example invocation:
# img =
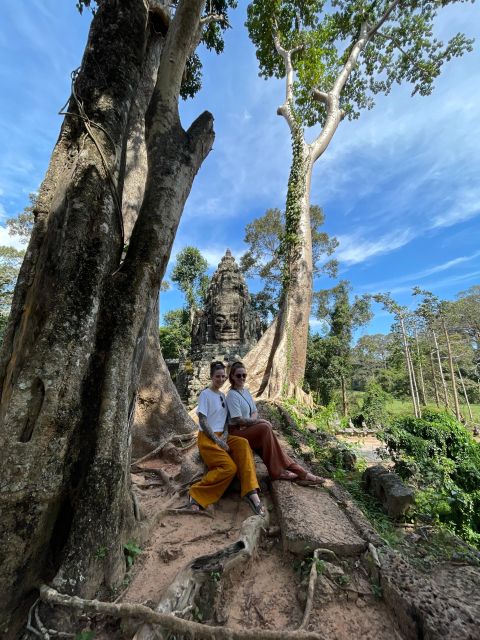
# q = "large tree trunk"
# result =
<box><xmin>0</xmin><ymin>1</ymin><xmax>212</xmax><ymax>635</ymax></box>
<box><xmin>243</xmin><ymin>150</ymin><xmax>313</xmax><ymax>402</ymax></box>
<box><xmin>132</xmin><ymin>303</ymin><xmax>195</xmax><ymax>459</ymax></box>
<box><xmin>120</xmin><ymin>10</ymin><xmax>196</xmax><ymax>457</ymax></box>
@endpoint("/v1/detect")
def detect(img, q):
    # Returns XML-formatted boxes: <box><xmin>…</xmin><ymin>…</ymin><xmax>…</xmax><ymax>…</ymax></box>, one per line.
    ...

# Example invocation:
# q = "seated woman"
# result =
<box><xmin>188</xmin><ymin>361</ymin><xmax>265</xmax><ymax>516</ymax></box>
<box><xmin>226</xmin><ymin>361</ymin><xmax>325</xmax><ymax>485</ymax></box>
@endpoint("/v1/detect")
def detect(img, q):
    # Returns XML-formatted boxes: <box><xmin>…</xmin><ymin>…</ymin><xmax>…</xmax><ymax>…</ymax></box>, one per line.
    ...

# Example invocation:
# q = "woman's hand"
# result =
<box><xmin>216</xmin><ymin>437</ymin><xmax>230</xmax><ymax>452</ymax></box>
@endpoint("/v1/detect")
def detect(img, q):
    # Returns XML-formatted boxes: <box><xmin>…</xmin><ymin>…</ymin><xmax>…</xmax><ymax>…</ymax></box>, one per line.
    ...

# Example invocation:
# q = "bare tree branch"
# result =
<box><xmin>200</xmin><ymin>13</ymin><xmax>227</xmax><ymax>26</ymax></box>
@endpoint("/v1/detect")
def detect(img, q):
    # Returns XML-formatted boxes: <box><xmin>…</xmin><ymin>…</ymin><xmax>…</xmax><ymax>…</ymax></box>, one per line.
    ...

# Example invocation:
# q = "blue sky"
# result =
<box><xmin>0</xmin><ymin>1</ymin><xmax>479</xmax><ymax>338</ymax></box>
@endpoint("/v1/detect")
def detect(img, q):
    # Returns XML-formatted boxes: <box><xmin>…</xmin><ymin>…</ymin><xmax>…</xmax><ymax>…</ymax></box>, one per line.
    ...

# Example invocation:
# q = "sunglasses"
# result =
<box><xmin>220</xmin><ymin>398</ymin><xmax>225</xmax><ymax>408</ymax></box>
<box><xmin>234</xmin><ymin>373</ymin><xmax>247</xmax><ymax>379</ymax></box>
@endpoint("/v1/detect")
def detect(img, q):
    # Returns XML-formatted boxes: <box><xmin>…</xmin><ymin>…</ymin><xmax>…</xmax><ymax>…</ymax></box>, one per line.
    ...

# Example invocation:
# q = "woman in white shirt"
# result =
<box><xmin>188</xmin><ymin>361</ymin><xmax>265</xmax><ymax>516</ymax></box>
<box><xmin>226</xmin><ymin>361</ymin><xmax>325</xmax><ymax>485</ymax></box>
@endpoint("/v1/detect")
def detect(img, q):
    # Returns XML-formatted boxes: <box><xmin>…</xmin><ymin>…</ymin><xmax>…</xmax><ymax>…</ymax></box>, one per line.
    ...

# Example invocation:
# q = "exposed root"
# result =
<box><xmin>134</xmin><ymin>466</ymin><xmax>176</xmax><ymax>494</ymax></box>
<box><xmin>131</xmin><ymin>434</ymin><xmax>197</xmax><ymax>468</ymax></box>
<box><xmin>39</xmin><ymin>585</ymin><xmax>325</xmax><ymax>640</ymax></box>
<box><xmin>368</xmin><ymin>542</ymin><xmax>381</xmax><ymax>568</ymax></box>
<box><xmin>134</xmin><ymin>513</ymin><xmax>271</xmax><ymax>639</ymax></box>
<box><xmin>25</xmin><ymin>598</ymin><xmax>74</xmax><ymax>639</ymax></box>
<box><xmin>298</xmin><ymin>549</ymin><xmax>321</xmax><ymax>631</ymax></box>
<box><xmin>167</xmin><ymin>506</ymin><xmax>215</xmax><ymax>519</ymax></box>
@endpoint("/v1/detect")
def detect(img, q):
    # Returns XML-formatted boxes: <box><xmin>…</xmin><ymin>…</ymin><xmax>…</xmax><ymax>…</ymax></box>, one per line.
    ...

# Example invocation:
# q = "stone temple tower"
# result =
<box><xmin>178</xmin><ymin>249</ymin><xmax>261</xmax><ymax>405</ymax></box>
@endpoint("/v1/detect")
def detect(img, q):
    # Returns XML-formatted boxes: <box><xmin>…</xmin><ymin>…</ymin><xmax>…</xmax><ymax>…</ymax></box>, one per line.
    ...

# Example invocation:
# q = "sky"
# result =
<box><xmin>0</xmin><ymin>1</ymin><xmax>479</xmax><ymax>338</ymax></box>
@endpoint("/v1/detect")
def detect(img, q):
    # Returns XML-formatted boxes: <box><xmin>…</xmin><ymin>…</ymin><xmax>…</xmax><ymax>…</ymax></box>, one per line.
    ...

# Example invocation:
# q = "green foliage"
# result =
<box><xmin>180</xmin><ymin>0</ymin><xmax>238</xmax><ymax>99</ymax></box>
<box><xmin>381</xmin><ymin>410</ymin><xmax>480</xmax><ymax>546</ymax></box>
<box><xmin>159</xmin><ymin>308</ymin><xmax>191</xmax><ymax>359</ymax></box>
<box><xmin>361</xmin><ymin>380</ymin><xmax>390</xmax><ymax>428</ymax></box>
<box><xmin>6</xmin><ymin>193</ymin><xmax>35</xmax><ymax>243</ymax></box>
<box><xmin>95</xmin><ymin>546</ymin><xmax>107</xmax><ymax>559</ymax></box>
<box><xmin>240</xmin><ymin>205</ymin><xmax>338</xmax><ymax>321</ymax></box>
<box><xmin>335</xmin><ymin>468</ymin><xmax>402</xmax><ymax>546</ymax></box>
<box><xmin>0</xmin><ymin>245</ymin><xmax>25</xmax><ymax>344</ymax></box>
<box><xmin>246</xmin><ymin>0</ymin><xmax>474</xmax><ymax>128</ymax></box>
<box><xmin>171</xmin><ymin>246</ymin><xmax>209</xmax><ymax>311</ymax></box>
<box><xmin>76</xmin><ymin>1</ymin><xmax>238</xmax><ymax>100</ymax></box>
<box><xmin>306</xmin><ymin>282</ymin><xmax>371</xmax><ymax>409</ymax></box>
<box><xmin>75</xmin><ymin>632</ymin><xmax>94</xmax><ymax>640</ymax></box>
<box><xmin>124</xmin><ymin>541</ymin><xmax>142</xmax><ymax>569</ymax></box>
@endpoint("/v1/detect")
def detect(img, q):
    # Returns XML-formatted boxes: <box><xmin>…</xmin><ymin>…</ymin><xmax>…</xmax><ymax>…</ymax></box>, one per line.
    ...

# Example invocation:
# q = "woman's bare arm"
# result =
<box><xmin>199</xmin><ymin>413</ymin><xmax>229</xmax><ymax>451</ymax></box>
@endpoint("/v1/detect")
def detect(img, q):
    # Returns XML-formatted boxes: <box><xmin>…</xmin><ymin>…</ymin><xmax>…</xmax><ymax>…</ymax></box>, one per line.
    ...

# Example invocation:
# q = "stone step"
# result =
<box><xmin>271</xmin><ymin>480</ymin><xmax>367</xmax><ymax>557</ymax></box>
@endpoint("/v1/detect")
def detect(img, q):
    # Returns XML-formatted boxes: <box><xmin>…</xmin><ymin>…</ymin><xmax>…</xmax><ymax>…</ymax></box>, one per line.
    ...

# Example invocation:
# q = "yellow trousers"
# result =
<box><xmin>189</xmin><ymin>432</ymin><xmax>259</xmax><ymax>508</ymax></box>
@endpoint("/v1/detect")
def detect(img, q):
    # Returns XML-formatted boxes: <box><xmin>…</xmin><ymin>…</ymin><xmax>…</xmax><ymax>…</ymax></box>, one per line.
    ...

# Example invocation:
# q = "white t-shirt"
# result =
<box><xmin>197</xmin><ymin>388</ymin><xmax>227</xmax><ymax>433</ymax></box>
<box><xmin>226</xmin><ymin>388</ymin><xmax>257</xmax><ymax>419</ymax></box>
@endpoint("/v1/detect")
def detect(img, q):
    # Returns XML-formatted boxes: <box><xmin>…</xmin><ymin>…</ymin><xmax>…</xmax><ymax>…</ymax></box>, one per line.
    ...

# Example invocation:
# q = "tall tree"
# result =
<box><xmin>242</xmin><ymin>0</ymin><xmax>473</xmax><ymax>399</ymax></box>
<box><xmin>240</xmin><ymin>204</ymin><xmax>338</xmax><ymax>325</ymax></box>
<box><xmin>414</xmin><ymin>288</ymin><xmax>462</xmax><ymax>420</ymax></box>
<box><xmin>0</xmin><ymin>1</ymin><xmax>236</xmax><ymax>634</ymax></box>
<box><xmin>171</xmin><ymin>246</ymin><xmax>209</xmax><ymax>312</ymax></box>
<box><xmin>0</xmin><ymin>246</ymin><xmax>25</xmax><ymax>343</ymax></box>
<box><xmin>313</xmin><ymin>281</ymin><xmax>371</xmax><ymax>414</ymax></box>
<box><xmin>374</xmin><ymin>293</ymin><xmax>421</xmax><ymax>418</ymax></box>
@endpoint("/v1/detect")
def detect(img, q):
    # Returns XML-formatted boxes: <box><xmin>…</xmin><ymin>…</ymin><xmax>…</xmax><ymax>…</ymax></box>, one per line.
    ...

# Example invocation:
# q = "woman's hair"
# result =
<box><xmin>210</xmin><ymin>360</ymin><xmax>226</xmax><ymax>377</ymax></box>
<box><xmin>228</xmin><ymin>361</ymin><xmax>245</xmax><ymax>386</ymax></box>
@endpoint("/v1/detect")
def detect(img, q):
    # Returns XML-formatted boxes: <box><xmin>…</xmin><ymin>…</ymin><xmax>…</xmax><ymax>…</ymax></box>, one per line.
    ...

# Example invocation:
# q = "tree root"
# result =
<box><xmin>367</xmin><ymin>542</ymin><xmax>381</xmax><ymax>568</ymax></box>
<box><xmin>25</xmin><ymin>598</ymin><xmax>75</xmax><ymax>639</ymax></box>
<box><xmin>130</xmin><ymin>467</ymin><xmax>178</xmax><ymax>493</ymax></box>
<box><xmin>133</xmin><ymin>512</ymin><xmax>274</xmax><ymax>640</ymax></box>
<box><xmin>131</xmin><ymin>434</ymin><xmax>197</xmax><ymax>468</ymax></box>
<box><xmin>39</xmin><ymin>584</ymin><xmax>325</xmax><ymax>640</ymax></box>
<box><xmin>298</xmin><ymin>549</ymin><xmax>321</xmax><ymax>631</ymax></box>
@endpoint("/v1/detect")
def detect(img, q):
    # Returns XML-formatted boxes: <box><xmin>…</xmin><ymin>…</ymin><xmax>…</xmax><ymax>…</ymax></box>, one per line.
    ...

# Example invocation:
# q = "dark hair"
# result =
<box><xmin>210</xmin><ymin>360</ymin><xmax>226</xmax><ymax>377</ymax></box>
<box><xmin>228</xmin><ymin>361</ymin><xmax>246</xmax><ymax>386</ymax></box>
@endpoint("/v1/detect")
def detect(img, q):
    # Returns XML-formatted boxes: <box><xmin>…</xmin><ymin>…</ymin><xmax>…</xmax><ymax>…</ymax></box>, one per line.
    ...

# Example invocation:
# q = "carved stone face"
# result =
<box><xmin>213</xmin><ymin>304</ymin><xmax>240</xmax><ymax>343</ymax></box>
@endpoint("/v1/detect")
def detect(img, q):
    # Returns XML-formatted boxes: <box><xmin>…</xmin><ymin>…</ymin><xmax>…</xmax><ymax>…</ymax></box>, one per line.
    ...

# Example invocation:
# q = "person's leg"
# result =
<box><xmin>189</xmin><ymin>432</ymin><xmax>237</xmax><ymax>508</ymax></box>
<box><xmin>226</xmin><ymin>435</ymin><xmax>259</xmax><ymax>497</ymax></box>
<box><xmin>229</xmin><ymin>422</ymin><xmax>296</xmax><ymax>480</ymax></box>
<box><xmin>227</xmin><ymin>435</ymin><xmax>265</xmax><ymax>515</ymax></box>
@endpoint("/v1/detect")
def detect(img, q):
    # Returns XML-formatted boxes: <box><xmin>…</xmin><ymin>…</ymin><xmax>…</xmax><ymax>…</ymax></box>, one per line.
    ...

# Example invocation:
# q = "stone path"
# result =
<box><xmin>271</xmin><ymin>481</ymin><xmax>367</xmax><ymax>556</ymax></box>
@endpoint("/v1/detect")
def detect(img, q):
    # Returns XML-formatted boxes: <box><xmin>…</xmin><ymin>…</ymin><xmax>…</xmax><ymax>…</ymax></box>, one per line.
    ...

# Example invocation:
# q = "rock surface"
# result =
<box><xmin>363</xmin><ymin>465</ymin><xmax>415</xmax><ymax>517</ymax></box>
<box><xmin>271</xmin><ymin>481</ymin><xmax>367</xmax><ymax>556</ymax></box>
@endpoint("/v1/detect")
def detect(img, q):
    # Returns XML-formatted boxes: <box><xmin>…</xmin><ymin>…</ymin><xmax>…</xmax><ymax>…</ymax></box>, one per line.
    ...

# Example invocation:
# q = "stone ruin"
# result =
<box><xmin>176</xmin><ymin>249</ymin><xmax>262</xmax><ymax>406</ymax></box>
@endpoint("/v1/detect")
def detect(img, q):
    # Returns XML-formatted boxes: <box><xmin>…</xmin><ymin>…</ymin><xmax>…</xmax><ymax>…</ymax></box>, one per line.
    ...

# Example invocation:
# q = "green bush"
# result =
<box><xmin>361</xmin><ymin>381</ymin><xmax>389</xmax><ymax>428</ymax></box>
<box><xmin>380</xmin><ymin>410</ymin><xmax>480</xmax><ymax>546</ymax></box>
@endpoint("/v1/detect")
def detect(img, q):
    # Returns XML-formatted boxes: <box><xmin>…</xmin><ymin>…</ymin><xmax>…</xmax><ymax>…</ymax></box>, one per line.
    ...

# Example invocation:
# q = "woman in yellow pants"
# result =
<box><xmin>188</xmin><ymin>361</ymin><xmax>265</xmax><ymax>516</ymax></box>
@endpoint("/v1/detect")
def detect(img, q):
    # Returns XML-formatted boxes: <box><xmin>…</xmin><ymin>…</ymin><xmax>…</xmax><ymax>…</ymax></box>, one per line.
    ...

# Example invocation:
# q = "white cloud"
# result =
<box><xmin>0</xmin><ymin>225</ymin><xmax>25</xmax><ymax>249</ymax></box>
<box><xmin>335</xmin><ymin>228</ymin><xmax>413</xmax><ymax>265</ymax></box>
<box><xmin>360</xmin><ymin>250</ymin><xmax>480</xmax><ymax>293</ymax></box>
<box><xmin>431</xmin><ymin>189</ymin><xmax>480</xmax><ymax>229</ymax></box>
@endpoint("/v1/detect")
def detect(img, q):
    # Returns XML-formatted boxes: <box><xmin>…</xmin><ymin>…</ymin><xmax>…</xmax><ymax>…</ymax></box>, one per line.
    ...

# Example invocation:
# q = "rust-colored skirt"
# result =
<box><xmin>228</xmin><ymin>421</ymin><xmax>306</xmax><ymax>481</ymax></box>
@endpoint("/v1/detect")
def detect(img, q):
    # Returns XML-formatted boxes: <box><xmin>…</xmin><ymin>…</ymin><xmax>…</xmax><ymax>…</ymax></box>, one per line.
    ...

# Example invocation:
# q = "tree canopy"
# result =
<box><xmin>240</xmin><ymin>205</ymin><xmax>338</xmax><ymax>322</ymax></box>
<box><xmin>247</xmin><ymin>0</ymin><xmax>474</xmax><ymax>128</ymax></box>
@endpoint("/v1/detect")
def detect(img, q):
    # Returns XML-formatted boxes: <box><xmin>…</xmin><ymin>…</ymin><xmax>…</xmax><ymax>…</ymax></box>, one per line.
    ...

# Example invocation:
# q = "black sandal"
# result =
<box><xmin>243</xmin><ymin>490</ymin><xmax>266</xmax><ymax>517</ymax></box>
<box><xmin>169</xmin><ymin>496</ymin><xmax>213</xmax><ymax>518</ymax></box>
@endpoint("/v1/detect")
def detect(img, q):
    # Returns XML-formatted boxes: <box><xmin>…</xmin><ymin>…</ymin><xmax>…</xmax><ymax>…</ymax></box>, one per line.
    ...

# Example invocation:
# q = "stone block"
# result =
<box><xmin>363</xmin><ymin>465</ymin><xmax>414</xmax><ymax>518</ymax></box>
<box><xmin>271</xmin><ymin>480</ymin><xmax>366</xmax><ymax>557</ymax></box>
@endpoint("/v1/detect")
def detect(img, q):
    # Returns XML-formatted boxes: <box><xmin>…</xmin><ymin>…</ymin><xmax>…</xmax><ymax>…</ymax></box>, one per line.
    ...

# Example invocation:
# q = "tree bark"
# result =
<box><xmin>457</xmin><ymin>365</ymin><xmax>473</xmax><ymax>423</ymax></box>
<box><xmin>120</xmin><ymin>11</ymin><xmax>196</xmax><ymax>457</ymax></box>
<box><xmin>400</xmin><ymin>317</ymin><xmax>420</xmax><ymax>418</ymax></box>
<box><xmin>442</xmin><ymin>318</ymin><xmax>461</xmax><ymax>421</ymax></box>
<box><xmin>432</xmin><ymin>329</ymin><xmax>450</xmax><ymax>409</ymax></box>
<box><xmin>341</xmin><ymin>376</ymin><xmax>348</xmax><ymax>417</ymax></box>
<box><xmin>0</xmin><ymin>1</ymin><xmax>212</xmax><ymax>635</ymax></box>
<box><xmin>429</xmin><ymin>349</ymin><xmax>441</xmax><ymax>407</ymax></box>
<box><xmin>414</xmin><ymin>327</ymin><xmax>427</xmax><ymax>405</ymax></box>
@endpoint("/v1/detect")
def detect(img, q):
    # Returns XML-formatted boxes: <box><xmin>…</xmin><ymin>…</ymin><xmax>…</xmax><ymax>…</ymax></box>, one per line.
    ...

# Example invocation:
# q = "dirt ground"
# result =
<box><xmin>118</xmin><ymin>450</ymin><xmax>405</xmax><ymax>640</ymax></box>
